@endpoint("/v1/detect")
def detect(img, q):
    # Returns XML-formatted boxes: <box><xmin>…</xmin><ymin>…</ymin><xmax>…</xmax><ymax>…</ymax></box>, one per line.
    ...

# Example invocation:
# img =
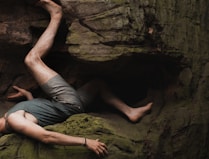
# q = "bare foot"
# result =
<box><xmin>36</xmin><ymin>0</ymin><xmax>62</xmax><ymax>19</ymax></box>
<box><xmin>127</xmin><ymin>102</ymin><xmax>153</xmax><ymax>122</ymax></box>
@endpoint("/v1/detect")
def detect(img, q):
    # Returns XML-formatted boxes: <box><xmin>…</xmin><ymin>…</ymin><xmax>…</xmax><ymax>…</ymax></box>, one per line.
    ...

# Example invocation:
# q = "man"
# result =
<box><xmin>0</xmin><ymin>0</ymin><xmax>152</xmax><ymax>156</ymax></box>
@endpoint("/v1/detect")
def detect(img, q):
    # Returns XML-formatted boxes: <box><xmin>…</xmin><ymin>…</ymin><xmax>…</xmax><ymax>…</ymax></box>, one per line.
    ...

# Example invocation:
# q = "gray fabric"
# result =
<box><xmin>6</xmin><ymin>98</ymin><xmax>70</xmax><ymax>126</ymax></box>
<box><xmin>41</xmin><ymin>74</ymin><xmax>83</xmax><ymax>109</ymax></box>
<box><xmin>40</xmin><ymin>74</ymin><xmax>95</xmax><ymax>110</ymax></box>
<box><xmin>6</xmin><ymin>74</ymin><xmax>86</xmax><ymax>127</ymax></box>
<box><xmin>77</xmin><ymin>88</ymin><xmax>96</xmax><ymax>108</ymax></box>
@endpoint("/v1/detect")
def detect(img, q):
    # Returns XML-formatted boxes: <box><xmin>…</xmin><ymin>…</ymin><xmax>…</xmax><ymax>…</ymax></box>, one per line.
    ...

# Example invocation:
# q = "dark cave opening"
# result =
<box><xmin>46</xmin><ymin>51</ymin><xmax>182</xmax><ymax>108</ymax></box>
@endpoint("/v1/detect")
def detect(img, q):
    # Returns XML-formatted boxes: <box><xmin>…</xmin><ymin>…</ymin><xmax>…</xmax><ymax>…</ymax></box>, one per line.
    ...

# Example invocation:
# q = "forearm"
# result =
<box><xmin>25</xmin><ymin>92</ymin><xmax>34</xmax><ymax>100</ymax></box>
<box><xmin>43</xmin><ymin>131</ymin><xmax>107</xmax><ymax>156</ymax></box>
<box><xmin>44</xmin><ymin>131</ymin><xmax>85</xmax><ymax>146</ymax></box>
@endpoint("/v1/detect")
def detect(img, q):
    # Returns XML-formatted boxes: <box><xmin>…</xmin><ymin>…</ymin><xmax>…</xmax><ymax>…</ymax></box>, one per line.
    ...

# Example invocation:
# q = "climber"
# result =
<box><xmin>0</xmin><ymin>0</ymin><xmax>152</xmax><ymax>156</ymax></box>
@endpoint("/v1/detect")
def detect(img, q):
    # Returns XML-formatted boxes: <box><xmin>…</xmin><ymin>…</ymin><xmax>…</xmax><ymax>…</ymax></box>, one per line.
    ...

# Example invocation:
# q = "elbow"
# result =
<box><xmin>40</xmin><ymin>131</ymin><xmax>58</xmax><ymax>144</ymax></box>
<box><xmin>39</xmin><ymin>131</ymin><xmax>51</xmax><ymax>144</ymax></box>
<box><xmin>40</xmin><ymin>132</ymin><xmax>52</xmax><ymax>144</ymax></box>
<box><xmin>41</xmin><ymin>138</ymin><xmax>50</xmax><ymax>144</ymax></box>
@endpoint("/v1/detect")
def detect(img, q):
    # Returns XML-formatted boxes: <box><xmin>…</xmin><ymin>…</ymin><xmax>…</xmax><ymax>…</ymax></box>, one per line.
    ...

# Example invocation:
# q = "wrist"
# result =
<box><xmin>83</xmin><ymin>137</ymin><xmax>87</xmax><ymax>146</ymax></box>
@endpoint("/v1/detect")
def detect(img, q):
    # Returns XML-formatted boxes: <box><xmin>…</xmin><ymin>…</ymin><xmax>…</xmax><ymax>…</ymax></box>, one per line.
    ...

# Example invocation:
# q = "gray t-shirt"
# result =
<box><xmin>6</xmin><ymin>98</ymin><xmax>83</xmax><ymax>127</ymax></box>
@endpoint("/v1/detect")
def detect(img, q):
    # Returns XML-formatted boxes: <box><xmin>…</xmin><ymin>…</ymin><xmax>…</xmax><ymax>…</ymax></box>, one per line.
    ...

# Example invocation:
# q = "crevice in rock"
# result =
<box><xmin>78</xmin><ymin>19</ymin><xmax>104</xmax><ymax>38</ymax></box>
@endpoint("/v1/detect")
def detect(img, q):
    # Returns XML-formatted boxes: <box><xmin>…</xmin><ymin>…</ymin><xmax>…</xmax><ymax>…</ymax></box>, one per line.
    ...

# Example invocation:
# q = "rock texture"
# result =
<box><xmin>0</xmin><ymin>0</ymin><xmax>209</xmax><ymax>159</ymax></box>
<box><xmin>62</xmin><ymin>0</ymin><xmax>170</xmax><ymax>61</ymax></box>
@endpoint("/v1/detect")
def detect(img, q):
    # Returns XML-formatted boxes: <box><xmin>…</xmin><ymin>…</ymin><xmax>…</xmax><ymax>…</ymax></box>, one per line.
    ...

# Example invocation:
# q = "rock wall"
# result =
<box><xmin>0</xmin><ymin>0</ymin><xmax>209</xmax><ymax>159</ymax></box>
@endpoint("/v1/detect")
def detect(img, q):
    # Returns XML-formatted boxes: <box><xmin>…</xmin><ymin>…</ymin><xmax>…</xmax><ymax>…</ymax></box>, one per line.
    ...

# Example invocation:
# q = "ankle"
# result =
<box><xmin>126</xmin><ymin>107</ymin><xmax>134</xmax><ymax>118</ymax></box>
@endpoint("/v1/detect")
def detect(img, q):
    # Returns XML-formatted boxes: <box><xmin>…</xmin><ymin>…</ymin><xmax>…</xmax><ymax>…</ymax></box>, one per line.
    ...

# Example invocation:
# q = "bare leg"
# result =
<box><xmin>24</xmin><ymin>0</ymin><xmax>62</xmax><ymax>85</ymax></box>
<box><xmin>78</xmin><ymin>80</ymin><xmax>153</xmax><ymax>122</ymax></box>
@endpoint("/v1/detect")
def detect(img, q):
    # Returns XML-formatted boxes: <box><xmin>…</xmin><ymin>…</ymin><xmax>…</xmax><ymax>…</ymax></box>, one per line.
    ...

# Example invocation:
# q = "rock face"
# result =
<box><xmin>0</xmin><ymin>0</ymin><xmax>209</xmax><ymax>159</ymax></box>
<box><xmin>63</xmin><ymin>0</ymin><xmax>159</xmax><ymax>61</ymax></box>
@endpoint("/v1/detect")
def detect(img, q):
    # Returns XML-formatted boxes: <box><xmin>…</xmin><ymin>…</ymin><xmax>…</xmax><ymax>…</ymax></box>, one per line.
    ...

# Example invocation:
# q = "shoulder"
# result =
<box><xmin>0</xmin><ymin>117</ymin><xmax>12</xmax><ymax>134</ymax></box>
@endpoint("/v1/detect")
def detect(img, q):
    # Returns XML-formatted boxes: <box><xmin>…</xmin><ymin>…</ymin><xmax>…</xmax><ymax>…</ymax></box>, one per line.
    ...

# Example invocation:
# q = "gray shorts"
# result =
<box><xmin>41</xmin><ymin>74</ymin><xmax>85</xmax><ymax>112</ymax></box>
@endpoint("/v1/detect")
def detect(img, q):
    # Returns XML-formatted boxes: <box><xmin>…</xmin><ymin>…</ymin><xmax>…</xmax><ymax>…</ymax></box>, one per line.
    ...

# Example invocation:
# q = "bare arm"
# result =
<box><xmin>7</xmin><ymin>113</ymin><xmax>108</xmax><ymax>156</ymax></box>
<box><xmin>7</xmin><ymin>86</ymin><xmax>34</xmax><ymax>100</ymax></box>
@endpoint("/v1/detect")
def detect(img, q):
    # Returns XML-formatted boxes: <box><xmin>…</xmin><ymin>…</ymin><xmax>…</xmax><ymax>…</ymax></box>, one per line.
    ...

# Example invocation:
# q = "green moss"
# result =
<box><xmin>0</xmin><ymin>135</ymin><xmax>21</xmax><ymax>159</ymax></box>
<box><xmin>0</xmin><ymin>114</ymin><xmax>150</xmax><ymax>159</ymax></box>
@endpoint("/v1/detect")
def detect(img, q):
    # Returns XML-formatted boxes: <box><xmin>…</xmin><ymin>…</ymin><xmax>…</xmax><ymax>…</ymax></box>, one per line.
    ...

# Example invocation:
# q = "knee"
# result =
<box><xmin>24</xmin><ymin>51</ymin><xmax>41</xmax><ymax>67</ymax></box>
